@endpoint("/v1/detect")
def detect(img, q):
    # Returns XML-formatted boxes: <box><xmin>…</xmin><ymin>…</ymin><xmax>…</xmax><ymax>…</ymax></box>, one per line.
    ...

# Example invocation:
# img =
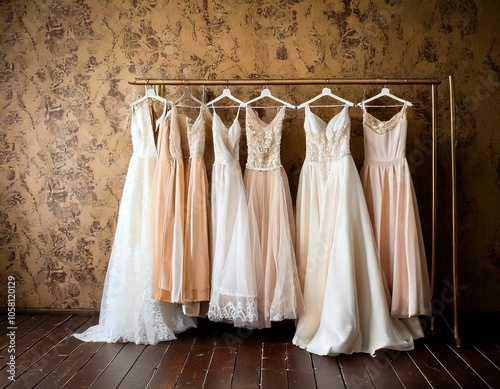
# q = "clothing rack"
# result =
<box><xmin>128</xmin><ymin>76</ymin><xmax>459</xmax><ymax>348</ymax></box>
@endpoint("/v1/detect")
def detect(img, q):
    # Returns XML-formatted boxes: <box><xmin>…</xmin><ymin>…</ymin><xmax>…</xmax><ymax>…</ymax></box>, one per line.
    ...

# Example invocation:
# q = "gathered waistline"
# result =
<box><xmin>245</xmin><ymin>164</ymin><xmax>282</xmax><ymax>171</ymax></box>
<box><xmin>363</xmin><ymin>156</ymin><xmax>406</xmax><ymax>166</ymax></box>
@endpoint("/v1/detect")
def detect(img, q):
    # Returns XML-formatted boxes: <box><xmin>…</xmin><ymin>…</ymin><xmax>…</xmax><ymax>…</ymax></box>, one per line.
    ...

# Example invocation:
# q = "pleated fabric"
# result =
<box><xmin>150</xmin><ymin>105</ymin><xmax>211</xmax><ymax>315</ymax></box>
<box><xmin>208</xmin><ymin>109</ymin><xmax>260</xmax><ymax>327</ymax></box>
<box><xmin>360</xmin><ymin>104</ymin><xmax>432</xmax><ymax>317</ymax></box>
<box><xmin>244</xmin><ymin>106</ymin><xmax>304</xmax><ymax>328</ymax></box>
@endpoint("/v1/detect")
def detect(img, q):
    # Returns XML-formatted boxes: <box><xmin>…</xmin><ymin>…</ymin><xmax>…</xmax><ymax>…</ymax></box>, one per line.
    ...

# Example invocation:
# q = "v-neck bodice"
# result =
<box><xmin>212</xmin><ymin>109</ymin><xmax>241</xmax><ymax>166</ymax></box>
<box><xmin>304</xmin><ymin>105</ymin><xmax>351</xmax><ymax>164</ymax></box>
<box><xmin>245</xmin><ymin>106</ymin><xmax>286</xmax><ymax>171</ymax></box>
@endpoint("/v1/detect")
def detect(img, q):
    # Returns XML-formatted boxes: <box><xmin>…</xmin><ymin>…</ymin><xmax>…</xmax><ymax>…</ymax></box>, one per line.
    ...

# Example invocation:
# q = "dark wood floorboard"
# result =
<box><xmin>407</xmin><ymin>342</ymin><xmax>461</xmax><ymax>388</ymax></box>
<box><xmin>286</xmin><ymin>343</ymin><xmax>316</xmax><ymax>389</ymax></box>
<box><xmin>311</xmin><ymin>354</ymin><xmax>345</xmax><ymax>389</ymax></box>
<box><xmin>360</xmin><ymin>353</ymin><xmax>405</xmax><ymax>389</ymax></box>
<box><xmin>2</xmin><ymin>313</ymin><xmax>500</xmax><ymax>389</ymax></box>
<box><xmin>0</xmin><ymin>315</ymin><xmax>89</xmax><ymax>388</ymax></box>
<box><xmin>146</xmin><ymin>332</ymin><xmax>195</xmax><ymax>388</ymax></box>
<box><xmin>338</xmin><ymin>353</ymin><xmax>376</xmax><ymax>388</ymax></box>
<box><xmin>118</xmin><ymin>342</ymin><xmax>170</xmax><ymax>388</ymax></box>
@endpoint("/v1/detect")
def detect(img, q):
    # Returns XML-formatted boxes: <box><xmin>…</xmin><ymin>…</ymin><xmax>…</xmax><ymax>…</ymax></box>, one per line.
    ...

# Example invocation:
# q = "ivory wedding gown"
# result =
<box><xmin>208</xmin><ymin>108</ymin><xmax>260</xmax><ymax>327</ymax></box>
<box><xmin>74</xmin><ymin>100</ymin><xmax>195</xmax><ymax>345</ymax></box>
<box><xmin>293</xmin><ymin>105</ymin><xmax>415</xmax><ymax>356</ymax></box>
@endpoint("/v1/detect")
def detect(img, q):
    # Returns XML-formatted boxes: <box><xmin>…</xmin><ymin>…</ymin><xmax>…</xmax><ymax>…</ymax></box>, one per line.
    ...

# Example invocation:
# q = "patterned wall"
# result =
<box><xmin>0</xmin><ymin>0</ymin><xmax>498</xmax><ymax>311</ymax></box>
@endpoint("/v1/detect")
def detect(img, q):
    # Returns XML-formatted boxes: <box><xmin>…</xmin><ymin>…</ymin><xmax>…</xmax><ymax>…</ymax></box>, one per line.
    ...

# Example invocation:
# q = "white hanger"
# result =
<box><xmin>173</xmin><ymin>86</ymin><xmax>204</xmax><ymax>107</ymax></box>
<box><xmin>206</xmin><ymin>87</ymin><xmax>245</xmax><ymax>108</ymax></box>
<box><xmin>131</xmin><ymin>86</ymin><xmax>168</xmax><ymax>122</ymax></box>
<box><xmin>131</xmin><ymin>86</ymin><xmax>167</xmax><ymax>106</ymax></box>
<box><xmin>298</xmin><ymin>87</ymin><xmax>354</xmax><ymax>109</ymax></box>
<box><xmin>356</xmin><ymin>87</ymin><xmax>412</xmax><ymax>108</ymax></box>
<box><xmin>244</xmin><ymin>87</ymin><xmax>295</xmax><ymax>109</ymax></box>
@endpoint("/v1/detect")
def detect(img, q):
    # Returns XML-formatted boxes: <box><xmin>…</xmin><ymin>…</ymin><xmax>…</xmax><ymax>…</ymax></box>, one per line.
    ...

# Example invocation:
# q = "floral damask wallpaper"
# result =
<box><xmin>0</xmin><ymin>0</ymin><xmax>498</xmax><ymax>311</ymax></box>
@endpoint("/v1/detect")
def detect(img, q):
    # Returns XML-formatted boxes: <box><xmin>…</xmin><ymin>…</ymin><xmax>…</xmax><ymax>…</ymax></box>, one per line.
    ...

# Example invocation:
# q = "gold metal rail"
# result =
<box><xmin>128</xmin><ymin>75</ymin><xmax>460</xmax><ymax>347</ymax></box>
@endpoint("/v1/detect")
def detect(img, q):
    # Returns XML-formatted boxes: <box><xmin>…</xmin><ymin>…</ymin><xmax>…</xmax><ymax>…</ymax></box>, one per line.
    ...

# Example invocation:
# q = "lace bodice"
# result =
<box><xmin>363</xmin><ymin>104</ymin><xmax>409</xmax><ymax>163</ymax></box>
<box><xmin>131</xmin><ymin>100</ymin><xmax>158</xmax><ymax>159</ymax></box>
<box><xmin>303</xmin><ymin>105</ymin><xmax>351</xmax><ymax>166</ymax></box>
<box><xmin>245</xmin><ymin>106</ymin><xmax>286</xmax><ymax>171</ymax></box>
<box><xmin>325</xmin><ymin>106</ymin><xmax>351</xmax><ymax>163</ymax></box>
<box><xmin>303</xmin><ymin>106</ymin><xmax>327</xmax><ymax>164</ymax></box>
<box><xmin>212</xmin><ymin>109</ymin><xmax>240</xmax><ymax>166</ymax></box>
<box><xmin>167</xmin><ymin>105</ymin><xmax>208</xmax><ymax>159</ymax></box>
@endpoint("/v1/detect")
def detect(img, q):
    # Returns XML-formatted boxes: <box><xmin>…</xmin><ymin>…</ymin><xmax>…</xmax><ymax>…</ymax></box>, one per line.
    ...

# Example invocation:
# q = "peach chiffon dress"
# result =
<box><xmin>360</xmin><ymin>104</ymin><xmax>431</xmax><ymax>317</ymax></box>
<box><xmin>150</xmin><ymin>105</ymin><xmax>211</xmax><ymax>315</ymax></box>
<box><xmin>244</xmin><ymin>106</ymin><xmax>304</xmax><ymax>328</ymax></box>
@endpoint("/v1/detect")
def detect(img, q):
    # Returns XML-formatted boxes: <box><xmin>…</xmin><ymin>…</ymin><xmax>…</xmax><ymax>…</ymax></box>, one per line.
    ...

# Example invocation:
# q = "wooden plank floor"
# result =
<box><xmin>0</xmin><ymin>313</ymin><xmax>499</xmax><ymax>388</ymax></box>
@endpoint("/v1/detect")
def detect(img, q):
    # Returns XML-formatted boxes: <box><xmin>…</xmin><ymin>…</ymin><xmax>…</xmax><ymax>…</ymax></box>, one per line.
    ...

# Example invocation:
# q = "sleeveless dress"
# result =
<box><xmin>208</xmin><ymin>108</ymin><xmax>260</xmax><ymax>327</ymax></box>
<box><xmin>360</xmin><ymin>104</ymin><xmax>431</xmax><ymax>317</ymax></box>
<box><xmin>151</xmin><ymin>105</ymin><xmax>211</xmax><ymax>316</ymax></box>
<box><xmin>183</xmin><ymin>105</ymin><xmax>211</xmax><ymax>315</ymax></box>
<box><xmin>244</xmin><ymin>106</ymin><xmax>304</xmax><ymax>328</ymax></box>
<box><xmin>293</xmin><ymin>105</ymin><xmax>415</xmax><ymax>356</ymax></box>
<box><xmin>295</xmin><ymin>106</ymin><xmax>328</xmax><ymax>290</ymax></box>
<box><xmin>74</xmin><ymin>100</ymin><xmax>195</xmax><ymax>345</ymax></box>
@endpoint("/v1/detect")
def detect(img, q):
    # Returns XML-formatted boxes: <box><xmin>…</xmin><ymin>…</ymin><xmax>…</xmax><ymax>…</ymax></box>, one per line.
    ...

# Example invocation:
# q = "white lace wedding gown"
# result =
<box><xmin>74</xmin><ymin>100</ymin><xmax>195</xmax><ymax>345</ymax></box>
<box><xmin>293</xmin><ymin>105</ymin><xmax>415</xmax><ymax>356</ymax></box>
<box><xmin>208</xmin><ymin>108</ymin><xmax>260</xmax><ymax>327</ymax></box>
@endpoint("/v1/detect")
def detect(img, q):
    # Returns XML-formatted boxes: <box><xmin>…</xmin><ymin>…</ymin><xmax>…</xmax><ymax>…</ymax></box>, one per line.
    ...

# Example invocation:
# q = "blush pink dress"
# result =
<box><xmin>360</xmin><ymin>104</ymin><xmax>431</xmax><ymax>318</ymax></box>
<box><xmin>244</xmin><ymin>106</ymin><xmax>304</xmax><ymax>328</ymax></box>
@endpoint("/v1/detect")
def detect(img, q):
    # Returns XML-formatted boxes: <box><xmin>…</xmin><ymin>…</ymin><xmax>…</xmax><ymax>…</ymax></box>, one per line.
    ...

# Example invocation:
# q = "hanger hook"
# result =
<box><xmin>226</xmin><ymin>79</ymin><xmax>229</xmax><ymax>89</ymax></box>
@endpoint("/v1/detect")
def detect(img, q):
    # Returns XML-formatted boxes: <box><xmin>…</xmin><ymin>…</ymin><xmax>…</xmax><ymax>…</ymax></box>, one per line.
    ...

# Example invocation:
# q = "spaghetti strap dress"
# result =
<box><xmin>151</xmin><ymin>105</ymin><xmax>211</xmax><ymax>316</ymax></box>
<box><xmin>293</xmin><ymin>105</ymin><xmax>415</xmax><ymax>356</ymax></box>
<box><xmin>360</xmin><ymin>104</ymin><xmax>432</xmax><ymax>317</ymax></box>
<box><xmin>75</xmin><ymin>100</ymin><xmax>195</xmax><ymax>344</ymax></box>
<box><xmin>208</xmin><ymin>108</ymin><xmax>260</xmax><ymax>327</ymax></box>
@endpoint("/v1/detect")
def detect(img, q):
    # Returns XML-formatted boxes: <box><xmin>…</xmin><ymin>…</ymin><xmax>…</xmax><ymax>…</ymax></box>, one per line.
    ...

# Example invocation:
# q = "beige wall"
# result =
<box><xmin>0</xmin><ymin>0</ymin><xmax>499</xmax><ymax>312</ymax></box>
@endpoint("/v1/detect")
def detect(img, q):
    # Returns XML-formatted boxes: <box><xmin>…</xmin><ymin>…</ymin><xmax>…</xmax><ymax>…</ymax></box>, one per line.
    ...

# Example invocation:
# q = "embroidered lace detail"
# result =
<box><xmin>325</xmin><ymin>114</ymin><xmax>351</xmax><ymax>163</ymax></box>
<box><xmin>304</xmin><ymin>105</ymin><xmax>352</xmax><ymax>179</ymax></box>
<box><xmin>304</xmin><ymin>122</ymin><xmax>327</xmax><ymax>164</ymax></box>
<box><xmin>363</xmin><ymin>104</ymin><xmax>408</xmax><ymax>134</ymax></box>
<box><xmin>187</xmin><ymin>105</ymin><xmax>209</xmax><ymax>158</ymax></box>
<box><xmin>245</xmin><ymin>106</ymin><xmax>286</xmax><ymax>171</ymax></box>
<box><xmin>208</xmin><ymin>292</ymin><xmax>258</xmax><ymax>325</ymax></box>
<box><xmin>73</xmin><ymin>101</ymin><xmax>196</xmax><ymax>345</ymax></box>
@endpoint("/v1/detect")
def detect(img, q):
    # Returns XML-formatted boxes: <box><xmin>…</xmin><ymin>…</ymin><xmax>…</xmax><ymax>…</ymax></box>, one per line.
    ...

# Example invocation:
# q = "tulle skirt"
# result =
<box><xmin>74</xmin><ymin>155</ymin><xmax>195</xmax><ymax>345</ymax></box>
<box><xmin>208</xmin><ymin>162</ymin><xmax>260</xmax><ymax>327</ymax></box>
<box><xmin>244</xmin><ymin>166</ymin><xmax>304</xmax><ymax>328</ymax></box>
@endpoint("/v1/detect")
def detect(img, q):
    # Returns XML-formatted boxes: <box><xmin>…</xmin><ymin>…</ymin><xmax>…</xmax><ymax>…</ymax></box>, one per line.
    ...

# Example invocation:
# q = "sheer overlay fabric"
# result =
<box><xmin>74</xmin><ymin>101</ymin><xmax>195</xmax><ymax>345</ymax></box>
<box><xmin>244</xmin><ymin>106</ymin><xmax>304</xmax><ymax>328</ymax></box>
<box><xmin>208</xmin><ymin>109</ymin><xmax>260</xmax><ymax>327</ymax></box>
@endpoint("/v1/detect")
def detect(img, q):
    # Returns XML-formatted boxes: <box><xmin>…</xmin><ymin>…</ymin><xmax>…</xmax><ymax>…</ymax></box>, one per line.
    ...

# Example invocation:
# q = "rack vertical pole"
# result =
<box><xmin>449</xmin><ymin>74</ymin><xmax>461</xmax><ymax>347</ymax></box>
<box><xmin>430</xmin><ymin>84</ymin><xmax>438</xmax><ymax>333</ymax></box>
